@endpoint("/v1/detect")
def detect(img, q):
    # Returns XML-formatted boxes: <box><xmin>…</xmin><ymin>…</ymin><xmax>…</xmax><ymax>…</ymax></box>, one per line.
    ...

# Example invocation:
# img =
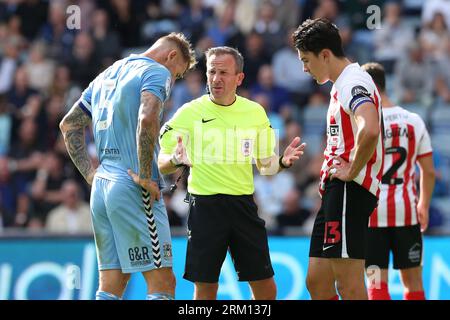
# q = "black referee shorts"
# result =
<box><xmin>366</xmin><ymin>224</ymin><xmax>423</xmax><ymax>270</ymax></box>
<box><xmin>309</xmin><ymin>179</ymin><xmax>378</xmax><ymax>259</ymax></box>
<box><xmin>183</xmin><ymin>194</ymin><xmax>274</xmax><ymax>283</ymax></box>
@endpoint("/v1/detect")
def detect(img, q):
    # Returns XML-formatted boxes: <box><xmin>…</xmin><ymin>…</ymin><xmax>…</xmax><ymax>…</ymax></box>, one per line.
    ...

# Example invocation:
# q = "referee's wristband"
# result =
<box><xmin>170</xmin><ymin>154</ymin><xmax>184</xmax><ymax>168</ymax></box>
<box><xmin>279</xmin><ymin>155</ymin><xmax>291</xmax><ymax>169</ymax></box>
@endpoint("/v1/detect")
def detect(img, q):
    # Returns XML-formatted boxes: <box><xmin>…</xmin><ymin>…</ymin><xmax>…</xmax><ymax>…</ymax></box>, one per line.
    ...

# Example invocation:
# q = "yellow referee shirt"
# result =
<box><xmin>159</xmin><ymin>94</ymin><xmax>276</xmax><ymax>195</ymax></box>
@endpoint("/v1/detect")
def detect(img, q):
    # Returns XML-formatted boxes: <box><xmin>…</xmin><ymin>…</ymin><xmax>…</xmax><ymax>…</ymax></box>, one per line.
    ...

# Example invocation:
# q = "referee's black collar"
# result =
<box><xmin>208</xmin><ymin>94</ymin><xmax>237</xmax><ymax>107</ymax></box>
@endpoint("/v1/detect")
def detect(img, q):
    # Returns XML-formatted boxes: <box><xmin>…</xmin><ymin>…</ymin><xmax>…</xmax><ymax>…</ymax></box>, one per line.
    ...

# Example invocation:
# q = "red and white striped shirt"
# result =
<box><xmin>319</xmin><ymin>63</ymin><xmax>384</xmax><ymax>198</ymax></box>
<box><xmin>369</xmin><ymin>106</ymin><xmax>433</xmax><ymax>228</ymax></box>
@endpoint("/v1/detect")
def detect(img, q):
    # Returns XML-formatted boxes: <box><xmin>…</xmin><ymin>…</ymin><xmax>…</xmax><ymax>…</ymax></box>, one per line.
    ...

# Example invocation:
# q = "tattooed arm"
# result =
<box><xmin>59</xmin><ymin>104</ymin><xmax>96</xmax><ymax>185</ymax></box>
<box><xmin>137</xmin><ymin>91</ymin><xmax>162</xmax><ymax>180</ymax></box>
<box><xmin>127</xmin><ymin>91</ymin><xmax>162</xmax><ymax>203</ymax></box>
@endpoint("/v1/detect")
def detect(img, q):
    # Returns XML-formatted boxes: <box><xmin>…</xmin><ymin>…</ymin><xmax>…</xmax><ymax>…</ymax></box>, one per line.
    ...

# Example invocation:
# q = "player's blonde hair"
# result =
<box><xmin>160</xmin><ymin>32</ymin><xmax>197</xmax><ymax>72</ymax></box>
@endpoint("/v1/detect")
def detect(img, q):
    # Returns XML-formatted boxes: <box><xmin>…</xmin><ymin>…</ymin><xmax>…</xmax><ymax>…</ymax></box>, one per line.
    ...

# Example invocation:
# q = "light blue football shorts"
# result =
<box><xmin>90</xmin><ymin>176</ymin><xmax>173</xmax><ymax>273</ymax></box>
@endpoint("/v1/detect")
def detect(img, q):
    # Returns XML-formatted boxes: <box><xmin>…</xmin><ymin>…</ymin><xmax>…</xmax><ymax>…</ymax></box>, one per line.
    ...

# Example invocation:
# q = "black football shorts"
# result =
<box><xmin>183</xmin><ymin>194</ymin><xmax>274</xmax><ymax>283</ymax></box>
<box><xmin>309</xmin><ymin>179</ymin><xmax>378</xmax><ymax>259</ymax></box>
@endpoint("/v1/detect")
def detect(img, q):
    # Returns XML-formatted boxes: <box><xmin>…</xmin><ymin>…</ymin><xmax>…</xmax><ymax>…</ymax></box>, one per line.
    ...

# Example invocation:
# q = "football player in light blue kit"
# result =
<box><xmin>60</xmin><ymin>33</ymin><xmax>196</xmax><ymax>300</ymax></box>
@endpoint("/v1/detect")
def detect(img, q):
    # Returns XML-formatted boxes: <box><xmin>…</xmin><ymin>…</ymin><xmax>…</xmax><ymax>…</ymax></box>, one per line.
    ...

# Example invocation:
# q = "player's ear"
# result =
<box><xmin>168</xmin><ymin>49</ymin><xmax>177</xmax><ymax>61</ymax></box>
<box><xmin>321</xmin><ymin>49</ymin><xmax>330</xmax><ymax>62</ymax></box>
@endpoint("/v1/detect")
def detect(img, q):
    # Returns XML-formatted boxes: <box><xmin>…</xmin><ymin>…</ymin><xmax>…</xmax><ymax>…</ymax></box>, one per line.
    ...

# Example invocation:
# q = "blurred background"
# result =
<box><xmin>0</xmin><ymin>0</ymin><xmax>450</xmax><ymax>300</ymax></box>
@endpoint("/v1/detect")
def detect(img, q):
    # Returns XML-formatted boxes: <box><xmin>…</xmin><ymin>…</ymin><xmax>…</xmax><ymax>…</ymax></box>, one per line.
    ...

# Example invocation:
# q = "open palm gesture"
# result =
<box><xmin>281</xmin><ymin>136</ymin><xmax>306</xmax><ymax>167</ymax></box>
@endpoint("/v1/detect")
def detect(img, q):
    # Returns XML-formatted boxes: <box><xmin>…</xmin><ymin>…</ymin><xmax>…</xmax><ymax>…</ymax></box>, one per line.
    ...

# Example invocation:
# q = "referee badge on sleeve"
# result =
<box><xmin>241</xmin><ymin>139</ymin><xmax>253</xmax><ymax>157</ymax></box>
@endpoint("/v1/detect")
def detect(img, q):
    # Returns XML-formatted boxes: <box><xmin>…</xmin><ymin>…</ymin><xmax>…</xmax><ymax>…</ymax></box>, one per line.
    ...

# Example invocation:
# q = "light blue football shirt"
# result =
<box><xmin>77</xmin><ymin>54</ymin><xmax>172</xmax><ymax>187</ymax></box>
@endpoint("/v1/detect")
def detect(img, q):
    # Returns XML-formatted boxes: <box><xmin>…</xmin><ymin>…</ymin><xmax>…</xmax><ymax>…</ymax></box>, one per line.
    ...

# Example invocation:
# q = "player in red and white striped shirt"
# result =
<box><xmin>362</xmin><ymin>62</ymin><xmax>435</xmax><ymax>301</ymax></box>
<box><xmin>293</xmin><ymin>18</ymin><xmax>384</xmax><ymax>300</ymax></box>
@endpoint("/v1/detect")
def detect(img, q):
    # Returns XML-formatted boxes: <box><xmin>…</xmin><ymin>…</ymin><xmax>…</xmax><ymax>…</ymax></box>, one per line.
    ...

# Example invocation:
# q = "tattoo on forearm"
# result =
<box><xmin>61</xmin><ymin>106</ymin><xmax>93</xmax><ymax>182</ymax></box>
<box><xmin>137</xmin><ymin>91</ymin><xmax>162</xmax><ymax>180</ymax></box>
<box><xmin>65</xmin><ymin>128</ymin><xmax>93</xmax><ymax>181</ymax></box>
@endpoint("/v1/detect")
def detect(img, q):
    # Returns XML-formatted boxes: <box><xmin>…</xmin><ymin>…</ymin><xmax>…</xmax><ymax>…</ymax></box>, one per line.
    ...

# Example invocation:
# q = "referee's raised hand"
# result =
<box><xmin>282</xmin><ymin>136</ymin><xmax>306</xmax><ymax>167</ymax></box>
<box><xmin>173</xmin><ymin>136</ymin><xmax>192</xmax><ymax>167</ymax></box>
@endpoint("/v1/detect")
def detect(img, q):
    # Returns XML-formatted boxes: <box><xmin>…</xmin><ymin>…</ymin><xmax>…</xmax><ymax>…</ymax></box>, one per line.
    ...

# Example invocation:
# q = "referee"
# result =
<box><xmin>158</xmin><ymin>46</ymin><xmax>305</xmax><ymax>300</ymax></box>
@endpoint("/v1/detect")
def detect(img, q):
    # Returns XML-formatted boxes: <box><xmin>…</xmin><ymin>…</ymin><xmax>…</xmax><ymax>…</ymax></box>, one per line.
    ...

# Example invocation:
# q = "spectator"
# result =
<box><xmin>49</xmin><ymin>65</ymin><xmax>82</xmax><ymax>112</ymax></box>
<box><xmin>15</xmin><ymin>0</ymin><xmax>48</xmax><ymax>41</ymax></box>
<box><xmin>272</xmin><ymin>28</ymin><xmax>314</xmax><ymax>107</ymax></box>
<box><xmin>207</xmin><ymin>1</ymin><xmax>244</xmax><ymax>48</ymax></box>
<box><xmin>214</xmin><ymin>0</ymin><xmax>258</xmax><ymax>36</ymax></box>
<box><xmin>39</xmin><ymin>94</ymin><xmax>65</xmax><ymax>150</ymax></box>
<box><xmin>170</xmin><ymin>69</ymin><xmax>206</xmax><ymax>119</ymax></box>
<box><xmin>24</xmin><ymin>41</ymin><xmax>55</xmax><ymax>94</ymax></box>
<box><xmin>14</xmin><ymin>93</ymin><xmax>43</xmax><ymax>125</ymax></box>
<box><xmin>275</xmin><ymin>188</ymin><xmax>311</xmax><ymax>234</ymax></box>
<box><xmin>254</xmin><ymin>170</ymin><xmax>296</xmax><ymax>228</ymax></box>
<box><xmin>30</xmin><ymin>152</ymin><xmax>67</xmax><ymax>223</ymax></box>
<box><xmin>281</xmin><ymin>120</ymin><xmax>311</xmax><ymax>185</ymax></box>
<box><xmin>191</xmin><ymin>35</ymin><xmax>215</xmax><ymax>80</ymax></box>
<box><xmin>250</xmin><ymin>64</ymin><xmax>291</xmax><ymax>114</ymax></box>
<box><xmin>179</xmin><ymin>0</ymin><xmax>213</xmax><ymax>44</ymax></box>
<box><xmin>0</xmin><ymin>2</ymin><xmax>12</xmax><ymax>22</ymax></box>
<box><xmin>5</xmin><ymin>15</ymin><xmax>28</xmax><ymax>51</ymax></box>
<box><xmin>342</xmin><ymin>0</ymin><xmax>379</xmax><ymax>62</ymax></box>
<box><xmin>422</xmin><ymin>0</ymin><xmax>450</xmax><ymax>33</ymax></box>
<box><xmin>252</xmin><ymin>92</ymin><xmax>285</xmax><ymax>140</ymax></box>
<box><xmin>253</xmin><ymin>1</ymin><xmax>285</xmax><ymax>56</ymax></box>
<box><xmin>0</xmin><ymin>37</ymin><xmax>20</xmax><ymax>95</ymax></box>
<box><xmin>346</xmin><ymin>0</ymin><xmax>385</xmax><ymax>31</ymax></box>
<box><xmin>100</xmin><ymin>0</ymin><xmax>141</xmax><ymax>48</ymax></box>
<box><xmin>140</xmin><ymin>1</ymin><xmax>179</xmax><ymax>45</ymax></box>
<box><xmin>90</xmin><ymin>9</ymin><xmax>121</xmax><ymax>69</ymax></box>
<box><xmin>373</xmin><ymin>1</ymin><xmax>415</xmax><ymax>73</ymax></box>
<box><xmin>419</xmin><ymin>12</ymin><xmax>450</xmax><ymax>62</ymax></box>
<box><xmin>67</xmin><ymin>32</ymin><xmax>99</xmax><ymax>88</ymax></box>
<box><xmin>8</xmin><ymin>118</ymin><xmax>45</xmax><ymax>183</ymax></box>
<box><xmin>434</xmin><ymin>42</ymin><xmax>450</xmax><ymax>104</ymax></box>
<box><xmin>267</xmin><ymin>0</ymin><xmax>300</xmax><ymax>31</ymax></box>
<box><xmin>394</xmin><ymin>43</ymin><xmax>434</xmax><ymax>106</ymax></box>
<box><xmin>70</xmin><ymin>0</ymin><xmax>97</xmax><ymax>33</ymax></box>
<box><xmin>0</xmin><ymin>94</ymin><xmax>12</xmax><ymax>155</ymax></box>
<box><xmin>305</xmin><ymin>91</ymin><xmax>329</xmax><ymax>108</ymax></box>
<box><xmin>45</xmin><ymin>180</ymin><xmax>92</xmax><ymax>234</ymax></box>
<box><xmin>39</xmin><ymin>1</ymin><xmax>76</xmax><ymax>61</ymax></box>
<box><xmin>7</xmin><ymin>66</ymin><xmax>39</xmax><ymax>111</ymax></box>
<box><xmin>0</xmin><ymin>22</ymin><xmax>8</xmax><ymax>55</ymax></box>
<box><xmin>313</xmin><ymin>0</ymin><xmax>354</xmax><ymax>60</ymax></box>
<box><xmin>0</xmin><ymin>156</ymin><xmax>29</xmax><ymax>227</ymax></box>
<box><xmin>241</xmin><ymin>31</ymin><xmax>271</xmax><ymax>88</ymax></box>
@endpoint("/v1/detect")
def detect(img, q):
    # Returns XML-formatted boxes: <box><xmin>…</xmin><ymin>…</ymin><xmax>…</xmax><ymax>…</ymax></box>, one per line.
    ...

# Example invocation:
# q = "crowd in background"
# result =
<box><xmin>1</xmin><ymin>0</ymin><xmax>450</xmax><ymax>236</ymax></box>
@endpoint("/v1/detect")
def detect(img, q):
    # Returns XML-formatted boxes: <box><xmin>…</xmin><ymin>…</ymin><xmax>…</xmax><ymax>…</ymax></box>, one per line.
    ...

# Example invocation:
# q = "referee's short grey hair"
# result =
<box><xmin>205</xmin><ymin>46</ymin><xmax>244</xmax><ymax>73</ymax></box>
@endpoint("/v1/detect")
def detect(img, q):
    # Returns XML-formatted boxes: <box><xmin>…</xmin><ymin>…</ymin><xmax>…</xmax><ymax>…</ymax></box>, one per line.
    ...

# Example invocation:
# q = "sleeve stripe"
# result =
<box><xmin>78</xmin><ymin>100</ymin><xmax>92</xmax><ymax>118</ymax></box>
<box><xmin>79</xmin><ymin>98</ymin><xmax>91</xmax><ymax>111</ymax></box>
<box><xmin>351</xmin><ymin>98</ymin><xmax>373</xmax><ymax>113</ymax></box>
<box><xmin>417</xmin><ymin>151</ymin><xmax>433</xmax><ymax>159</ymax></box>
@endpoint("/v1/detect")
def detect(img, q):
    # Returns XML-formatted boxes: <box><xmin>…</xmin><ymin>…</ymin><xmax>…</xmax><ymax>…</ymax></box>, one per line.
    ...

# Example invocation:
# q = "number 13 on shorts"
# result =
<box><xmin>324</xmin><ymin>221</ymin><xmax>341</xmax><ymax>244</ymax></box>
